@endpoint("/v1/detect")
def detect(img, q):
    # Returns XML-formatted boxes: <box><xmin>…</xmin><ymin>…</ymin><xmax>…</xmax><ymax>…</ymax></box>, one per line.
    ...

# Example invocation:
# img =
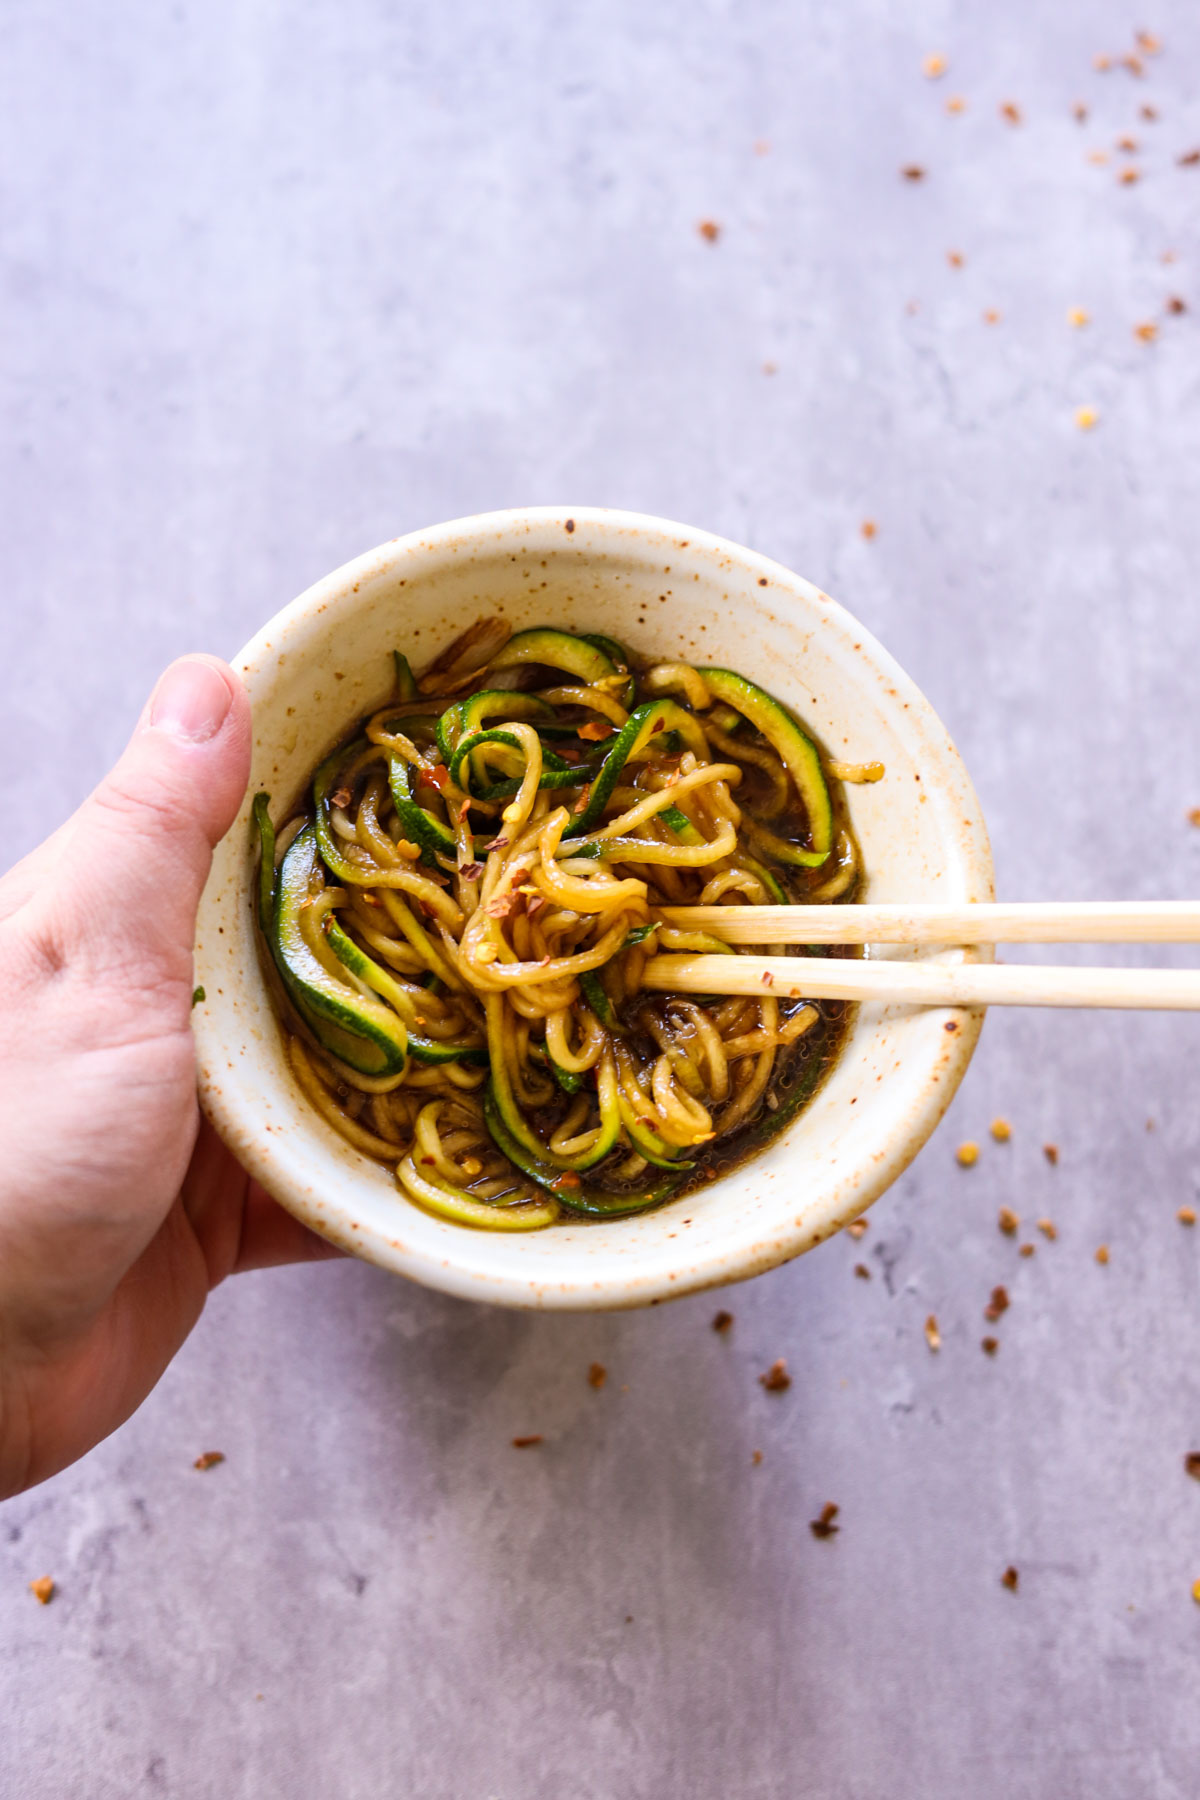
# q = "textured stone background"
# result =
<box><xmin>3</xmin><ymin>3</ymin><xmax>1200</xmax><ymax>1796</ymax></box>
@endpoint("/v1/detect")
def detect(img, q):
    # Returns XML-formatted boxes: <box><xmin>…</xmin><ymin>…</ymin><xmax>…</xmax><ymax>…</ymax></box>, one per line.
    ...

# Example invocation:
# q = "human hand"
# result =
<box><xmin>0</xmin><ymin>656</ymin><xmax>339</xmax><ymax>1498</ymax></box>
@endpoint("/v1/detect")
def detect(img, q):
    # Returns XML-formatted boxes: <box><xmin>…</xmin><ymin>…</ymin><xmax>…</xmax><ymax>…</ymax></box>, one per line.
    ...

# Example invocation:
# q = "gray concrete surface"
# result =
<box><xmin>3</xmin><ymin>2</ymin><xmax>1200</xmax><ymax>1795</ymax></box>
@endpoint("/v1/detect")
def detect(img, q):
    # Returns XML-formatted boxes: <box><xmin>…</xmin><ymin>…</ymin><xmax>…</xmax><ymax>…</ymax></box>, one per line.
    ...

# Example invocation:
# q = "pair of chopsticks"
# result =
<box><xmin>641</xmin><ymin>904</ymin><xmax>1200</xmax><ymax>1010</ymax></box>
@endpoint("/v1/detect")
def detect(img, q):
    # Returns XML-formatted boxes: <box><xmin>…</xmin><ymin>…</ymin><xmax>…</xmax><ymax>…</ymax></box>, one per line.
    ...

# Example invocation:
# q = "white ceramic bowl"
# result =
<box><xmin>195</xmin><ymin>507</ymin><xmax>993</xmax><ymax>1310</ymax></box>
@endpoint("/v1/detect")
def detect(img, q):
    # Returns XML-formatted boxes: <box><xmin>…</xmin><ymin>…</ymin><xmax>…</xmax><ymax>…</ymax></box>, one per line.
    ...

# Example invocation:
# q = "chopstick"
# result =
<box><xmin>640</xmin><ymin>955</ymin><xmax>1200</xmax><ymax>1011</ymax></box>
<box><xmin>658</xmin><ymin>902</ymin><xmax>1200</xmax><ymax>945</ymax></box>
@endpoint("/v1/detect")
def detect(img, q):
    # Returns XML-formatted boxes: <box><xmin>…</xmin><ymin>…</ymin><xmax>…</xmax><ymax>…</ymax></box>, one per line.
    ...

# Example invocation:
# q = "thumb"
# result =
<box><xmin>37</xmin><ymin>656</ymin><xmax>251</xmax><ymax>984</ymax></box>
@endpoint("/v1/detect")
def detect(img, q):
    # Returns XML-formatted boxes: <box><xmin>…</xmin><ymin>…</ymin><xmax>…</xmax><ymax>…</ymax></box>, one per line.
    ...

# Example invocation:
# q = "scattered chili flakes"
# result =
<box><xmin>458</xmin><ymin>860</ymin><xmax>484</xmax><ymax>880</ymax></box>
<box><xmin>923</xmin><ymin>53</ymin><xmax>946</xmax><ymax>78</ymax></box>
<box><xmin>1068</xmin><ymin>307</ymin><xmax>1090</xmax><ymax>327</ymax></box>
<box><xmin>1076</xmin><ymin>404</ymin><xmax>1099</xmax><ymax>429</ymax></box>
<box><xmin>985</xmin><ymin>1285</ymin><xmax>1010</xmax><ymax>1322</ymax></box>
<box><xmin>577</xmin><ymin>720</ymin><xmax>613</xmax><ymax>741</ymax></box>
<box><xmin>549</xmin><ymin>1170</ymin><xmax>581</xmax><ymax>1194</ymax></box>
<box><xmin>760</xmin><ymin>970</ymin><xmax>775</xmax><ymax>987</ymax></box>
<box><xmin>752</xmin><ymin>1449</ymin><xmax>763</xmax><ymax>1466</ymax></box>
<box><xmin>925</xmin><ymin>1314</ymin><xmax>941</xmax><ymax>1352</ymax></box>
<box><xmin>847</xmin><ymin>1219</ymin><xmax>869</xmax><ymax>1240</ymax></box>
<box><xmin>419</xmin><ymin>1154</ymin><xmax>437</xmax><ymax>1166</ymax></box>
<box><xmin>1044</xmin><ymin>1143</ymin><xmax>1060</xmax><ymax>1165</ymax></box>
<box><xmin>697</xmin><ymin>219</ymin><xmax>721</xmax><ymax>243</ymax></box>
<box><xmin>194</xmin><ymin>1451</ymin><xmax>225</xmax><ymax>1471</ymax></box>
<box><xmin>712</xmin><ymin>1310</ymin><xmax>734</xmax><ymax>1333</ymax></box>
<box><xmin>999</xmin><ymin>102</ymin><xmax>1022</xmax><ymax>125</ymax></box>
<box><xmin>946</xmin><ymin>95</ymin><xmax>966</xmax><ymax>114</ymax></box>
<box><xmin>759</xmin><ymin>1359</ymin><xmax>791</xmax><ymax>1393</ymax></box>
<box><xmin>860</xmin><ymin>519</ymin><xmax>877</xmax><ymax>539</ymax></box>
<box><xmin>854</xmin><ymin>1263</ymin><xmax>871</xmax><ymax>1281</ymax></box>
<box><xmin>1121</xmin><ymin>54</ymin><xmax>1145</xmax><ymax>76</ymax></box>
<box><xmin>1116</xmin><ymin>134</ymin><xmax>1139</xmax><ymax>153</ymax></box>
<box><xmin>329</xmin><ymin>786</ymin><xmax>353</xmax><ymax>809</ymax></box>
<box><xmin>810</xmin><ymin>1502</ymin><xmax>840</xmax><ymax>1540</ymax></box>
<box><xmin>902</xmin><ymin>165</ymin><xmax>926</xmax><ymax>182</ymax></box>
<box><xmin>571</xmin><ymin>784</ymin><xmax>592</xmax><ymax>816</ymax></box>
<box><xmin>1167</xmin><ymin>296</ymin><xmax>1187</xmax><ymax>314</ymax></box>
<box><xmin>525</xmin><ymin>893</ymin><xmax>547</xmax><ymax>919</ymax></box>
<box><xmin>981</xmin><ymin>1336</ymin><xmax>999</xmax><ymax>1356</ymax></box>
<box><xmin>485</xmin><ymin>892</ymin><xmax>518</xmax><ymax>919</ymax></box>
<box><xmin>1178</xmin><ymin>1207</ymin><xmax>1196</xmax><ymax>1226</ymax></box>
<box><xmin>1134</xmin><ymin>321</ymin><xmax>1159</xmax><ymax>342</ymax></box>
<box><xmin>1038</xmin><ymin>1218</ymin><xmax>1058</xmax><ymax>1240</ymax></box>
<box><xmin>1118</xmin><ymin>167</ymin><xmax>1141</xmax><ymax>184</ymax></box>
<box><xmin>588</xmin><ymin>1362</ymin><xmax>607</xmax><ymax>1389</ymax></box>
<box><xmin>1001</xmin><ymin>1566</ymin><xmax>1019</xmax><ymax>1593</ymax></box>
<box><xmin>947</xmin><ymin>250</ymin><xmax>965</xmax><ymax>268</ymax></box>
<box><xmin>991</xmin><ymin>1117</ymin><xmax>1013</xmax><ymax>1142</ymax></box>
<box><xmin>1135</xmin><ymin>30</ymin><xmax>1162</xmax><ymax>54</ymax></box>
<box><xmin>1179</xmin><ymin>150</ymin><xmax>1200</xmax><ymax>167</ymax></box>
<box><xmin>998</xmin><ymin>1207</ymin><xmax>1020</xmax><ymax>1236</ymax></box>
<box><xmin>512</xmin><ymin>1435</ymin><xmax>543</xmax><ymax>1449</ymax></box>
<box><xmin>983</xmin><ymin>308</ymin><xmax>1001</xmax><ymax>325</ymax></box>
<box><xmin>426</xmin><ymin>763</ymin><xmax>452</xmax><ymax>792</ymax></box>
<box><xmin>1019</xmin><ymin>1243</ymin><xmax>1036</xmax><ymax>1259</ymax></box>
<box><xmin>1185</xmin><ymin>1453</ymin><xmax>1200</xmax><ymax>1481</ymax></box>
<box><xmin>956</xmin><ymin>1141</ymin><xmax>980</xmax><ymax>1168</ymax></box>
<box><xmin>1095</xmin><ymin>1244</ymin><xmax>1110</xmax><ymax>1265</ymax></box>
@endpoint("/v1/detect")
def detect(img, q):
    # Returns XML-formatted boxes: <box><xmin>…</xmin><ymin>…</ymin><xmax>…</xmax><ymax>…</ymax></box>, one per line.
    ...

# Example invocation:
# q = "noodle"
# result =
<box><xmin>255</xmin><ymin>622</ymin><xmax>867</xmax><ymax>1230</ymax></box>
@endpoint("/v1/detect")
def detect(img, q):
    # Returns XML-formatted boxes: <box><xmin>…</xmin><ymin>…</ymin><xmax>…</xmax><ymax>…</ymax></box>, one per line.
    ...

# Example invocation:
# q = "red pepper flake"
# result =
<box><xmin>512</xmin><ymin>1435</ymin><xmax>543</xmax><ymax>1449</ymax></box>
<box><xmin>1185</xmin><ymin>1453</ymin><xmax>1200</xmax><ymax>1481</ymax></box>
<box><xmin>760</xmin><ymin>970</ymin><xmax>774</xmax><ymax>987</ymax></box>
<box><xmin>901</xmin><ymin>165</ymin><xmax>926</xmax><ymax>181</ymax></box>
<box><xmin>924</xmin><ymin>1314</ymin><xmax>941</xmax><ymax>1352</ymax></box>
<box><xmin>485</xmin><ymin>893</ymin><xmax>517</xmax><ymax>919</ymax></box>
<box><xmin>1118</xmin><ymin>166</ymin><xmax>1141</xmax><ymax>184</ymax></box>
<box><xmin>1038</xmin><ymin>1217</ymin><xmax>1058</xmax><ymax>1240</ymax></box>
<box><xmin>984</xmin><ymin>1285</ymin><xmax>1010</xmax><ymax>1323</ymax></box>
<box><xmin>1135</xmin><ymin>30</ymin><xmax>1162</xmax><ymax>53</ymax></box>
<box><xmin>1043</xmin><ymin>1143</ymin><xmax>1059</xmax><ymax>1166</ymax></box>
<box><xmin>1135</xmin><ymin>321</ymin><xmax>1159</xmax><ymax>342</ymax></box>
<box><xmin>329</xmin><ymin>787</ymin><xmax>353</xmax><ymax>809</ymax></box>
<box><xmin>484</xmin><ymin>835</ymin><xmax>510</xmax><ymax>852</ymax></box>
<box><xmin>577</xmin><ymin>720</ymin><xmax>613</xmax><ymax>742</ymax></box>
<box><xmin>1141</xmin><ymin>103</ymin><xmax>1159</xmax><ymax>121</ymax></box>
<box><xmin>697</xmin><ymin>219</ymin><xmax>721</xmax><ymax>243</ymax></box>
<box><xmin>550</xmin><ymin>1171</ymin><xmax>582</xmax><ymax>1193</ymax></box>
<box><xmin>1095</xmin><ymin>1244</ymin><xmax>1110</xmax><ymax>1265</ymax></box>
<box><xmin>194</xmin><ymin>1451</ymin><xmax>225</xmax><ymax>1471</ymax></box>
<box><xmin>981</xmin><ymin>1337</ymin><xmax>999</xmax><ymax>1356</ymax></box>
<box><xmin>810</xmin><ymin>1502</ymin><xmax>840</xmax><ymax>1540</ymax></box>
<box><xmin>861</xmin><ymin>519</ymin><xmax>877</xmax><ymax>539</ymax></box>
<box><xmin>854</xmin><ymin>1263</ymin><xmax>871</xmax><ymax>1281</ymax></box>
<box><xmin>1167</xmin><ymin>296</ymin><xmax>1187</xmax><ymax>314</ymax></box>
<box><xmin>29</xmin><ymin>1577</ymin><xmax>55</xmax><ymax>1605</ymax></box>
<box><xmin>712</xmin><ymin>1310</ymin><xmax>734</xmax><ymax>1333</ymax></box>
<box><xmin>998</xmin><ymin>1207</ymin><xmax>1019</xmax><ymax>1236</ymax></box>
<box><xmin>1179</xmin><ymin>149</ymin><xmax>1200</xmax><ymax>166</ymax></box>
<box><xmin>588</xmin><ymin>1362</ymin><xmax>607</xmax><ymax>1389</ymax></box>
<box><xmin>572</xmin><ymin>784</ymin><xmax>592</xmax><ymax>816</ymax></box>
<box><xmin>999</xmin><ymin>101</ymin><xmax>1022</xmax><ymax>125</ymax></box>
<box><xmin>1072</xmin><ymin>102</ymin><xmax>1089</xmax><ymax>123</ymax></box>
<box><xmin>752</xmin><ymin>1449</ymin><xmax>763</xmax><ymax>1465</ymax></box>
<box><xmin>426</xmin><ymin>763</ymin><xmax>452</xmax><ymax>792</ymax></box>
<box><xmin>947</xmin><ymin>250</ymin><xmax>965</xmax><ymax>268</ymax></box>
<box><xmin>759</xmin><ymin>1358</ymin><xmax>791</xmax><ymax>1392</ymax></box>
<box><xmin>526</xmin><ymin>893</ymin><xmax>547</xmax><ymax>918</ymax></box>
<box><xmin>459</xmin><ymin>861</ymin><xmax>484</xmax><ymax>880</ymax></box>
<box><xmin>420</xmin><ymin>1155</ymin><xmax>437</xmax><ymax>1166</ymax></box>
<box><xmin>1001</xmin><ymin>1566</ymin><xmax>1019</xmax><ymax>1593</ymax></box>
<box><xmin>1178</xmin><ymin>1207</ymin><xmax>1196</xmax><ymax>1226</ymax></box>
<box><xmin>1019</xmin><ymin>1243</ymin><xmax>1035</xmax><ymax>1259</ymax></box>
<box><xmin>847</xmin><ymin>1219</ymin><xmax>869</xmax><ymax>1239</ymax></box>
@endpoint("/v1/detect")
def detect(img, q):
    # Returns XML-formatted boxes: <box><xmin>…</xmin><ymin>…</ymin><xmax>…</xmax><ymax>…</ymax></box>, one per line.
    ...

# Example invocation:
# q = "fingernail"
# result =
<box><xmin>149</xmin><ymin>658</ymin><xmax>234</xmax><ymax>743</ymax></box>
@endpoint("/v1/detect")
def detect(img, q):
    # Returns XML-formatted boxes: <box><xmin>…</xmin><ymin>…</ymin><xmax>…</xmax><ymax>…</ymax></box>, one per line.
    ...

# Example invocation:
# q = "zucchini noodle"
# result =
<box><xmin>255</xmin><ymin>622</ymin><xmax>869</xmax><ymax>1232</ymax></box>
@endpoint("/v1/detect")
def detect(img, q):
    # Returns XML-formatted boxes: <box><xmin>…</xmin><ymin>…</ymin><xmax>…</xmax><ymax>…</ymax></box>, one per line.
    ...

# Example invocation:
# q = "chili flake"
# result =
<box><xmin>697</xmin><ymin>219</ymin><xmax>721</xmax><ymax>243</ymax></box>
<box><xmin>1178</xmin><ymin>1207</ymin><xmax>1196</xmax><ymax>1226</ymax></box>
<box><xmin>194</xmin><ymin>1451</ymin><xmax>225</xmax><ymax>1471</ymax></box>
<box><xmin>1001</xmin><ymin>1566</ymin><xmax>1019</xmax><ymax>1593</ymax></box>
<box><xmin>998</xmin><ymin>1207</ymin><xmax>1020</xmax><ymax>1235</ymax></box>
<box><xmin>1180</xmin><ymin>150</ymin><xmax>1200</xmax><ymax>166</ymax></box>
<box><xmin>426</xmin><ymin>763</ymin><xmax>452</xmax><ymax>792</ymax></box>
<box><xmin>1095</xmin><ymin>1244</ymin><xmax>1110</xmax><ymax>1265</ymax></box>
<box><xmin>1167</xmin><ymin>297</ymin><xmax>1187</xmax><ymax>314</ymax></box>
<box><xmin>29</xmin><ymin>1577</ymin><xmax>54</xmax><ymax>1605</ymax></box>
<box><xmin>588</xmin><ymin>1362</ymin><xmax>607</xmax><ymax>1389</ymax></box>
<box><xmin>1141</xmin><ymin>104</ymin><xmax>1159</xmax><ymax>121</ymax></box>
<box><xmin>861</xmin><ymin>519</ymin><xmax>878</xmax><ymax>539</ymax></box>
<box><xmin>947</xmin><ymin>250</ymin><xmax>965</xmax><ymax>268</ymax></box>
<box><xmin>1188</xmin><ymin>809</ymin><xmax>1200</xmax><ymax>827</ymax></box>
<box><xmin>847</xmin><ymin>1219</ymin><xmax>869</xmax><ymax>1239</ymax></box>
<box><xmin>1135</xmin><ymin>30</ymin><xmax>1161</xmax><ymax>53</ymax></box>
<box><xmin>1073</xmin><ymin>103</ymin><xmax>1089</xmax><ymax>123</ymax></box>
<box><xmin>985</xmin><ymin>1285</ymin><xmax>1010</xmax><ymax>1322</ymax></box>
<box><xmin>712</xmin><ymin>1310</ymin><xmax>734</xmax><ymax>1333</ymax></box>
<box><xmin>760</xmin><ymin>971</ymin><xmax>775</xmax><ymax>987</ymax></box>
<box><xmin>572</xmin><ymin>784</ymin><xmax>592</xmax><ymax>816</ymax></box>
<box><xmin>925</xmin><ymin>1314</ymin><xmax>941</xmax><ymax>1352</ymax></box>
<box><xmin>1117</xmin><ymin>134</ymin><xmax>1138</xmax><ymax>152</ymax></box>
<box><xmin>1185</xmin><ymin>1453</ymin><xmax>1200</xmax><ymax>1481</ymax></box>
<box><xmin>459</xmin><ymin>861</ymin><xmax>484</xmax><ymax>880</ymax></box>
<box><xmin>1019</xmin><ymin>1243</ymin><xmax>1035</xmax><ymax>1259</ymax></box>
<box><xmin>902</xmin><ymin>165</ymin><xmax>926</xmax><ymax>181</ymax></box>
<box><xmin>983</xmin><ymin>309</ymin><xmax>1002</xmax><ymax>324</ymax></box>
<box><xmin>1118</xmin><ymin>167</ymin><xmax>1141</xmax><ymax>184</ymax></box>
<box><xmin>946</xmin><ymin>96</ymin><xmax>966</xmax><ymax>114</ymax></box>
<box><xmin>485</xmin><ymin>893</ymin><xmax>517</xmax><ymax>919</ymax></box>
<box><xmin>550</xmin><ymin>1171</ymin><xmax>581</xmax><ymax>1193</ymax></box>
<box><xmin>999</xmin><ymin>102</ymin><xmax>1022</xmax><ymax>125</ymax></box>
<box><xmin>981</xmin><ymin>1337</ymin><xmax>999</xmax><ymax>1356</ymax></box>
<box><xmin>810</xmin><ymin>1502</ymin><xmax>840</xmax><ymax>1540</ymax></box>
<box><xmin>512</xmin><ymin>1435</ymin><xmax>543</xmax><ymax>1449</ymax></box>
<box><xmin>1038</xmin><ymin>1218</ymin><xmax>1058</xmax><ymax>1240</ymax></box>
<box><xmin>752</xmin><ymin>1450</ymin><xmax>763</xmax><ymax>1465</ymax></box>
<box><xmin>1044</xmin><ymin>1143</ymin><xmax>1060</xmax><ymax>1165</ymax></box>
<box><xmin>1134</xmin><ymin>322</ymin><xmax>1159</xmax><ymax>341</ymax></box>
<box><xmin>484</xmin><ymin>835</ymin><xmax>510</xmax><ymax>851</ymax></box>
<box><xmin>956</xmin><ymin>1141</ymin><xmax>979</xmax><ymax>1168</ymax></box>
<box><xmin>759</xmin><ymin>1359</ymin><xmax>791</xmax><ymax>1393</ymax></box>
<box><xmin>854</xmin><ymin>1263</ymin><xmax>871</xmax><ymax>1280</ymax></box>
<box><xmin>577</xmin><ymin>720</ymin><xmax>613</xmax><ymax>742</ymax></box>
<box><xmin>923</xmin><ymin>53</ymin><xmax>946</xmax><ymax>78</ymax></box>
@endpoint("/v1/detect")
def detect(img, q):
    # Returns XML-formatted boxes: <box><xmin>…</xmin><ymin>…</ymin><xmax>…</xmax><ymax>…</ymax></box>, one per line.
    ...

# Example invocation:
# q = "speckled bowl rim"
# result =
<box><xmin>195</xmin><ymin>507</ymin><xmax>994</xmax><ymax>1310</ymax></box>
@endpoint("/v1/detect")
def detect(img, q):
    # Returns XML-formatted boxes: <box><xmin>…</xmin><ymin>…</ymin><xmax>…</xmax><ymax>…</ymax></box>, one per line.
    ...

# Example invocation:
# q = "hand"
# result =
<box><xmin>0</xmin><ymin>656</ymin><xmax>338</xmax><ymax>1498</ymax></box>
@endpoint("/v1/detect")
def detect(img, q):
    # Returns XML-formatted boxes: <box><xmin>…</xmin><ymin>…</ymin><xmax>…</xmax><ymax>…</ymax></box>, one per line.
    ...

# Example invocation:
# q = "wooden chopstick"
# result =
<box><xmin>641</xmin><ymin>955</ymin><xmax>1200</xmax><ymax>1011</ymax></box>
<box><xmin>658</xmin><ymin>903</ymin><xmax>1200</xmax><ymax>945</ymax></box>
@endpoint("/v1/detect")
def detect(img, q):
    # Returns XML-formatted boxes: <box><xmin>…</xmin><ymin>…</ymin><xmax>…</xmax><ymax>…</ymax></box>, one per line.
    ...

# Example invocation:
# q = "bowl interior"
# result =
<box><xmin>195</xmin><ymin>508</ymin><xmax>993</xmax><ymax>1309</ymax></box>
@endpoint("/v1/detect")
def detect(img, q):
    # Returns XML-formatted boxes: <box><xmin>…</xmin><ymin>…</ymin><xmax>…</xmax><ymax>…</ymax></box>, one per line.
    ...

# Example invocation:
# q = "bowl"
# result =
<box><xmin>194</xmin><ymin>507</ymin><xmax>994</xmax><ymax>1310</ymax></box>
